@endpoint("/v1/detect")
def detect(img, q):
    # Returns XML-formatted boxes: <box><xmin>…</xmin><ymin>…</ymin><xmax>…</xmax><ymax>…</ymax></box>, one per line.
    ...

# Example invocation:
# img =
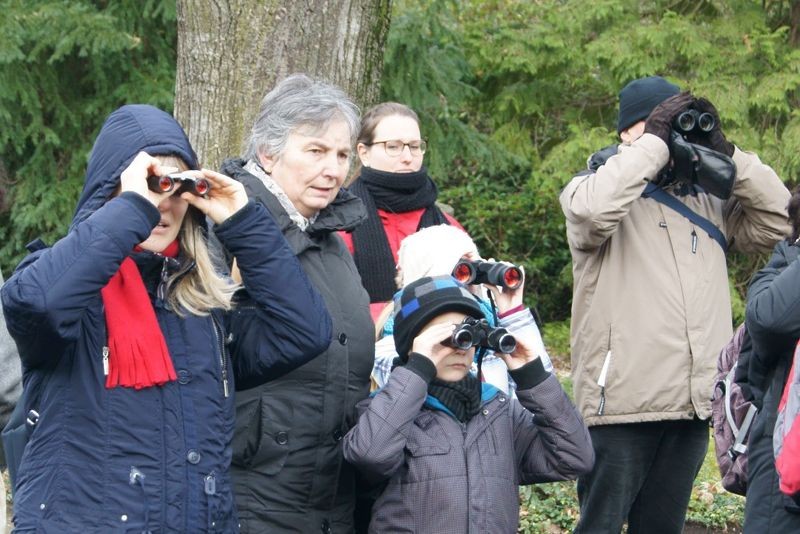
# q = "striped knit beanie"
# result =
<box><xmin>393</xmin><ymin>275</ymin><xmax>484</xmax><ymax>361</ymax></box>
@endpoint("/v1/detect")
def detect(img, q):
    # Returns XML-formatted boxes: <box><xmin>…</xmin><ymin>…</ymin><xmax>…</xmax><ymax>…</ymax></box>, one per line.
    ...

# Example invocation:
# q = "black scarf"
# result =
<box><xmin>427</xmin><ymin>373</ymin><xmax>482</xmax><ymax>423</ymax></box>
<box><xmin>348</xmin><ymin>166</ymin><xmax>450</xmax><ymax>303</ymax></box>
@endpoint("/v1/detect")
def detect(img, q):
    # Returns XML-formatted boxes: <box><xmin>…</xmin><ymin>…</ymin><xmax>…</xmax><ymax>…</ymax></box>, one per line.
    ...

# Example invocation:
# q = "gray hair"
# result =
<box><xmin>244</xmin><ymin>73</ymin><xmax>360</xmax><ymax>162</ymax></box>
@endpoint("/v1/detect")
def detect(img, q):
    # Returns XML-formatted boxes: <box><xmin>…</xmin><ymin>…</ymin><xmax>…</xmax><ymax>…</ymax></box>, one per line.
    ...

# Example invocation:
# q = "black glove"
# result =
<box><xmin>688</xmin><ymin>97</ymin><xmax>735</xmax><ymax>157</ymax></box>
<box><xmin>644</xmin><ymin>92</ymin><xmax>695</xmax><ymax>144</ymax></box>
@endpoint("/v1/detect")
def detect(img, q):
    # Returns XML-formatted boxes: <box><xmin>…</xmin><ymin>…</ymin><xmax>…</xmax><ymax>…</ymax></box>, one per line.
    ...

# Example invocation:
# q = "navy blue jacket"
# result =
<box><xmin>0</xmin><ymin>105</ymin><xmax>331</xmax><ymax>533</ymax></box>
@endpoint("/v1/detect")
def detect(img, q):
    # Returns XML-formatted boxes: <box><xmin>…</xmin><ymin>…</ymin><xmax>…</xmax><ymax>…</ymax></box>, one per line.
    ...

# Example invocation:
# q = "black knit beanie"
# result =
<box><xmin>617</xmin><ymin>76</ymin><xmax>680</xmax><ymax>133</ymax></box>
<box><xmin>393</xmin><ymin>276</ymin><xmax>484</xmax><ymax>362</ymax></box>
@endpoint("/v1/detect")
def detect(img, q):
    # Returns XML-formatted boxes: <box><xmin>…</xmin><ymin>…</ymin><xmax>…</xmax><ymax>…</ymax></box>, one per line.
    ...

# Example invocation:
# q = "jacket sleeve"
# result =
<box><xmin>343</xmin><ymin>366</ymin><xmax>428</xmax><ymax>481</ymax></box>
<box><xmin>215</xmin><ymin>201</ymin><xmax>332</xmax><ymax>390</ymax></box>
<box><xmin>745</xmin><ymin>242</ymin><xmax>800</xmax><ymax>372</ymax></box>
<box><xmin>0</xmin><ymin>193</ymin><xmax>158</xmax><ymax>368</ymax></box>
<box><xmin>512</xmin><ymin>374</ymin><xmax>595</xmax><ymax>484</ymax></box>
<box><xmin>559</xmin><ymin>134</ymin><xmax>669</xmax><ymax>251</ymax></box>
<box><xmin>725</xmin><ymin>148</ymin><xmax>790</xmax><ymax>254</ymax></box>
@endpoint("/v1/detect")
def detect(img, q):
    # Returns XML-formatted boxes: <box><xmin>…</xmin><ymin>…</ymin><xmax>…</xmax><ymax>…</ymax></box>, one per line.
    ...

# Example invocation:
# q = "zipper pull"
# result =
<box><xmin>223</xmin><ymin>378</ymin><xmax>230</xmax><ymax>398</ymax></box>
<box><xmin>157</xmin><ymin>258</ymin><xmax>170</xmax><ymax>301</ymax></box>
<box><xmin>204</xmin><ymin>472</ymin><xmax>217</xmax><ymax>495</ymax></box>
<box><xmin>102</xmin><ymin>346</ymin><xmax>109</xmax><ymax>376</ymax></box>
<box><xmin>691</xmin><ymin>230</ymin><xmax>698</xmax><ymax>254</ymax></box>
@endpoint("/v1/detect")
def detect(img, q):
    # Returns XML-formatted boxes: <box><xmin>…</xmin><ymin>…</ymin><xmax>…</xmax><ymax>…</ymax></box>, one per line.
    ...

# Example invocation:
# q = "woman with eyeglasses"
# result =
<box><xmin>341</xmin><ymin>102</ymin><xmax>467</xmax><ymax>321</ymax></box>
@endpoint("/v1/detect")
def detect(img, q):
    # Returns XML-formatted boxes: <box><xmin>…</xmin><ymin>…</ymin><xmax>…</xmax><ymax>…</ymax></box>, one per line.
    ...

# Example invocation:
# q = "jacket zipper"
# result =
<box><xmin>597</xmin><ymin>329</ymin><xmax>612</xmax><ymax>416</ymax></box>
<box><xmin>211</xmin><ymin>316</ymin><xmax>230</xmax><ymax>398</ymax></box>
<box><xmin>461</xmin><ymin>421</ymin><xmax>469</xmax><ymax>533</ymax></box>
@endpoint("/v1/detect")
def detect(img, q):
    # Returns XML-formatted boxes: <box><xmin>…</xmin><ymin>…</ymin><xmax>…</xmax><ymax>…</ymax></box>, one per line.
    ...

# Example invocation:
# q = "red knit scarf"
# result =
<box><xmin>101</xmin><ymin>240</ymin><xmax>180</xmax><ymax>389</ymax></box>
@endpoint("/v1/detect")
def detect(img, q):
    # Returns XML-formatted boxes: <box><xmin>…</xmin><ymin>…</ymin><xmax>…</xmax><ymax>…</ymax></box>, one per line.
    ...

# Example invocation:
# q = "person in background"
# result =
<box><xmin>340</xmin><ymin>102</ymin><xmax>466</xmax><ymax>321</ymax></box>
<box><xmin>343</xmin><ymin>275</ymin><xmax>593</xmax><ymax>533</ymax></box>
<box><xmin>0</xmin><ymin>104</ymin><xmax>330</xmax><ymax>533</ymax></box>
<box><xmin>0</xmin><ymin>178</ymin><xmax>22</xmax><ymax>532</ymax></box>
<box><xmin>743</xmin><ymin>185</ymin><xmax>800</xmax><ymax>532</ymax></box>
<box><xmin>372</xmin><ymin>224</ymin><xmax>552</xmax><ymax>395</ymax></box>
<box><xmin>220</xmin><ymin>74</ymin><xmax>374</xmax><ymax>534</ymax></box>
<box><xmin>560</xmin><ymin>75</ymin><xmax>790</xmax><ymax>533</ymax></box>
<box><xmin>1</xmin><ymin>269</ymin><xmax>22</xmax><ymax>532</ymax></box>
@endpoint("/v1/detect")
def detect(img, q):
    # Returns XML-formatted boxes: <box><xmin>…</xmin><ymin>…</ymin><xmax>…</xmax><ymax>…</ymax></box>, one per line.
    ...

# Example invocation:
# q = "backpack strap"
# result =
<box><xmin>723</xmin><ymin>364</ymin><xmax>758</xmax><ymax>457</ymax></box>
<box><xmin>642</xmin><ymin>182</ymin><xmax>728</xmax><ymax>252</ymax></box>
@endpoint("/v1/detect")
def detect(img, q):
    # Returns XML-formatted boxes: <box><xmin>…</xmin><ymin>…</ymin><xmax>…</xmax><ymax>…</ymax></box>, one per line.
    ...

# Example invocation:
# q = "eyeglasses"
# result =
<box><xmin>368</xmin><ymin>139</ymin><xmax>427</xmax><ymax>157</ymax></box>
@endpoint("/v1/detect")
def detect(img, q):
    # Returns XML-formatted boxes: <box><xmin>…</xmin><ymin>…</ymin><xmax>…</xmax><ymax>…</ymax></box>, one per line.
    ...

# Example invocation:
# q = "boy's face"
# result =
<box><xmin>418</xmin><ymin>311</ymin><xmax>476</xmax><ymax>382</ymax></box>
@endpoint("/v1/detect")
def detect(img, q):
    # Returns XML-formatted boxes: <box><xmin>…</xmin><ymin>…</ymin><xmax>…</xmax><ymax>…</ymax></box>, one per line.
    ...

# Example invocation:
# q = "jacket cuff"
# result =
<box><xmin>404</xmin><ymin>353</ymin><xmax>437</xmax><ymax>383</ymax></box>
<box><xmin>117</xmin><ymin>191</ymin><xmax>160</xmax><ymax>227</ymax></box>
<box><xmin>508</xmin><ymin>358</ymin><xmax>548</xmax><ymax>390</ymax></box>
<box><xmin>498</xmin><ymin>304</ymin><xmax>525</xmax><ymax>319</ymax></box>
<box><xmin>214</xmin><ymin>200</ymin><xmax>259</xmax><ymax>235</ymax></box>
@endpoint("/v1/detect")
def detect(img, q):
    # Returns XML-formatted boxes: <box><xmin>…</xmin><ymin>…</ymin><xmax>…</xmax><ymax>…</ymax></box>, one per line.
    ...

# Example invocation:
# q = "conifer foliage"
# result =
<box><xmin>0</xmin><ymin>0</ymin><xmax>178</xmax><ymax>272</ymax></box>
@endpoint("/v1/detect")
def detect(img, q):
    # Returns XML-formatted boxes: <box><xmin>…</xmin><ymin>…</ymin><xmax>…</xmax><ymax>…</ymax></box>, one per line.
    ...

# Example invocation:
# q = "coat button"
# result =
<box><xmin>177</xmin><ymin>369</ymin><xmax>192</xmax><ymax>384</ymax></box>
<box><xmin>482</xmin><ymin>409</ymin><xmax>489</xmax><ymax>415</ymax></box>
<box><xmin>499</xmin><ymin>396</ymin><xmax>506</xmax><ymax>403</ymax></box>
<box><xmin>187</xmin><ymin>450</ymin><xmax>201</xmax><ymax>464</ymax></box>
<box><xmin>332</xmin><ymin>429</ymin><xmax>343</xmax><ymax>441</ymax></box>
<box><xmin>276</xmin><ymin>431</ymin><xmax>289</xmax><ymax>445</ymax></box>
<box><xmin>338</xmin><ymin>332</ymin><xmax>348</xmax><ymax>345</ymax></box>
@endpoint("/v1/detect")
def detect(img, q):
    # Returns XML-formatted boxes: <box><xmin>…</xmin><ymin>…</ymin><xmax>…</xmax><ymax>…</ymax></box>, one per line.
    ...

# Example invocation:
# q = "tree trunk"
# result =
<box><xmin>174</xmin><ymin>0</ymin><xmax>392</xmax><ymax>168</ymax></box>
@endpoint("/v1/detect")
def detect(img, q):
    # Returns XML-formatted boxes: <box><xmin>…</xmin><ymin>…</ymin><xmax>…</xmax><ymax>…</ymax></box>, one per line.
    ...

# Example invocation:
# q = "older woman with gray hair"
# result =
<box><xmin>220</xmin><ymin>74</ymin><xmax>373</xmax><ymax>534</ymax></box>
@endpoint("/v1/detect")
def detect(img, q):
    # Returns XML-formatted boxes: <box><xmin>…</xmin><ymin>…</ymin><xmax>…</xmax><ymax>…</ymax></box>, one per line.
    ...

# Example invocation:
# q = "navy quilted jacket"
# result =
<box><xmin>0</xmin><ymin>105</ymin><xmax>331</xmax><ymax>533</ymax></box>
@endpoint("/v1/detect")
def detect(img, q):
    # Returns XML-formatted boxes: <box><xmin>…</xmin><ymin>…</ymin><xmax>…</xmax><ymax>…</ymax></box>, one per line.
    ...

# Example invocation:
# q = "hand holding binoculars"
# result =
<box><xmin>147</xmin><ymin>172</ymin><xmax>211</xmax><ymax>197</ymax></box>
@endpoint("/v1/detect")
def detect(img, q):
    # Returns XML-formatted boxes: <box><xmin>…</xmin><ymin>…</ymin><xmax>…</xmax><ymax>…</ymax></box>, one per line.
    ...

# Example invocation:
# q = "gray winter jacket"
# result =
<box><xmin>343</xmin><ymin>360</ymin><xmax>594</xmax><ymax>533</ymax></box>
<box><xmin>0</xmin><ymin>272</ymin><xmax>22</xmax><ymax>468</ymax></box>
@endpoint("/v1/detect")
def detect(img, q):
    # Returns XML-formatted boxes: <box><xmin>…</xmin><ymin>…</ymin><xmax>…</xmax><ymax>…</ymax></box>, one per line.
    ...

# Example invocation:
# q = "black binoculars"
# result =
<box><xmin>452</xmin><ymin>260</ymin><xmax>522</xmax><ymax>290</ymax></box>
<box><xmin>673</xmin><ymin>109</ymin><xmax>715</xmax><ymax>135</ymax></box>
<box><xmin>443</xmin><ymin>317</ymin><xmax>517</xmax><ymax>354</ymax></box>
<box><xmin>147</xmin><ymin>172</ymin><xmax>210</xmax><ymax>196</ymax></box>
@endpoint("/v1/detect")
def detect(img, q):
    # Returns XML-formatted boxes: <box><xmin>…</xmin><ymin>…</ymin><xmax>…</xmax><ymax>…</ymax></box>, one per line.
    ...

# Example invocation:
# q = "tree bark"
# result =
<box><xmin>174</xmin><ymin>0</ymin><xmax>392</xmax><ymax>168</ymax></box>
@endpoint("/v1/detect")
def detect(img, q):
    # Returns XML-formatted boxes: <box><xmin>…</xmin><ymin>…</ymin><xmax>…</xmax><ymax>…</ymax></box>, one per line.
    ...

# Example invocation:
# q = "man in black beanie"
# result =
<box><xmin>560</xmin><ymin>76</ymin><xmax>790</xmax><ymax>533</ymax></box>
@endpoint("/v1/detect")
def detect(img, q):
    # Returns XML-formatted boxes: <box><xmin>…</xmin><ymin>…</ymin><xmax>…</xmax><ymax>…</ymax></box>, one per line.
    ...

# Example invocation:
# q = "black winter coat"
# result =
<box><xmin>744</xmin><ymin>239</ymin><xmax>800</xmax><ymax>530</ymax></box>
<box><xmin>221</xmin><ymin>159</ymin><xmax>375</xmax><ymax>534</ymax></box>
<box><xmin>0</xmin><ymin>106</ymin><xmax>332</xmax><ymax>533</ymax></box>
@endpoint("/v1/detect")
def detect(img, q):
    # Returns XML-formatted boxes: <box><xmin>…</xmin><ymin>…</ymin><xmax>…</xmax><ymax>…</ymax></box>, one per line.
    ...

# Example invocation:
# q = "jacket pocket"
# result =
<box><xmin>232</xmin><ymin>391</ymin><xmax>293</xmax><ymax>474</ymax></box>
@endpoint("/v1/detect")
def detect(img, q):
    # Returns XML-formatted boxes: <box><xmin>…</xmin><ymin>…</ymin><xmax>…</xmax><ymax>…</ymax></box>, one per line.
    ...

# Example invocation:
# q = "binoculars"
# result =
<box><xmin>147</xmin><ymin>172</ymin><xmax>210</xmax><ymax>196</ymax></box>
<box><xmin>673</xmin><ymin>109</ymin><xmax>715</xmax><ymax>135</ymax></box>
<box><xmin>452</xmin><ymin>260</ymin><xmax>522</xmax><ymax>290</ymax></box>
<box><xmin>443</xmin><ymin>317</ymin><xmax>517</xmax><ymax>354</ymax></box>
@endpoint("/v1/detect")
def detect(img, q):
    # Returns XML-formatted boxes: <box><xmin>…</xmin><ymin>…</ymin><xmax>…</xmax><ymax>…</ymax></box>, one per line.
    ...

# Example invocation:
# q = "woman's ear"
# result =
<box><xmin>356</xmin><ymin>143</ymin><xmax>370</xmax><ymax>166</ymax></box>
<box><xmin>258</xmin><ymin>152</ymin><xmax>275</xmax><ymax>174</ymax></box>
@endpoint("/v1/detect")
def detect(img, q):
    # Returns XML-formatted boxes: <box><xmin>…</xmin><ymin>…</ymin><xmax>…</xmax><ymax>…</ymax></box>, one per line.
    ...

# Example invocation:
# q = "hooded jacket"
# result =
<box><xmin>220</xmin><ymin>158</ymin><xmax>374</xmax><ymax>534</ymax></box>
<box><xmin>0</xmin><ymin>105</ymin><xmax>331</xmax><ymax>533</ymax></box>
<box><xmin>743</xmin><ymin>240</ymin><xmax>800</xmax><ymax>530</ymax></box>
<box><xmin>560</xmin><ymin>133</ymin><xmax>790</xmax><ymax>426</ymax></box>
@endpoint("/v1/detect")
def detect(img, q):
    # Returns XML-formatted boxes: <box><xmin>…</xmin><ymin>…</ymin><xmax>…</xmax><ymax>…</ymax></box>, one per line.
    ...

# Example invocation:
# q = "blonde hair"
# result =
<box><xmin>157</xmin><ymin>156</ymin><xmax>239</xmax><ymax>315</ymax></box>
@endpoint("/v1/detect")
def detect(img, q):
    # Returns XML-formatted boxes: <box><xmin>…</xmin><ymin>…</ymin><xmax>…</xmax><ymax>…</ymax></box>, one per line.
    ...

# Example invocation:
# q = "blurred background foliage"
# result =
<box><xmin>1</xmin><ymin>0</ymin><xmax>799</xmax><ymax>325</ymax></box>
<box><xmin>0</xmin><ymin>0</ymin><xmax>177</xmax><ymax>273</ymax></box>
